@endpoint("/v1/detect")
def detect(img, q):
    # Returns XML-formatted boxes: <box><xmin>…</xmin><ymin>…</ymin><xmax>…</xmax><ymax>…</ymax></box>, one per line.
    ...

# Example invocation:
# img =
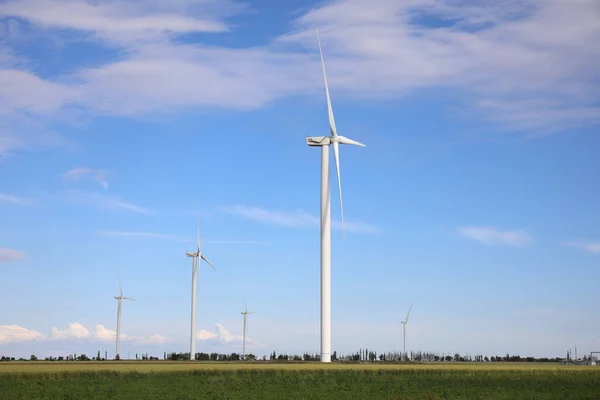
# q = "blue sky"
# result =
<box><xmin>1</xmin><ymin>0</ymin><xmax>599</xmax><ymax>360</ymax></box>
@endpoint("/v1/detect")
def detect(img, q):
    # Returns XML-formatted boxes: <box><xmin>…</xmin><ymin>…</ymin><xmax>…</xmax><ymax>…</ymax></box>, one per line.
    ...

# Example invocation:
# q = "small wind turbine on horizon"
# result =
<box><xmin>306</xmin><ymin>29</ymin><xmax>366</xmax><ymax>363</ymax></box>
<box><xmin>114</xmin><ymin>274</ymin><xmax>134</xmax><ymax>360</ymax></box>
<box><xmin>185</xmin><ymin>217</ymin><xmax>216</xmax><ymax>361</ymax></box>
<box><xmin>401</xmin><ymin>304</ymin><xmax>412</xmax><ymax>362</ymax></box>
<box><xmin>241</xmin><ymin>297</ymin><xmax>256</xmax><ymax>360</ymax></box>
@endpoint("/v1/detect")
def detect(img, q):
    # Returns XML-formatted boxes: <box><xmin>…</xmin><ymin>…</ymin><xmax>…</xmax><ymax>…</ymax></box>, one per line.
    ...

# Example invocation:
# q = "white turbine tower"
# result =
<box><xmin>306</xmin><ymin>29</ymin><xmax>366</xmax><ymax>363</ymax></box>
<box><xmin>401</xmin><ymin>304</ymin><xmax>412</xmax><ymax>361</ymax></box>
<box><xmin>185</xmin><ymin>219</ymin><xmax>216</xmax><ymax>361</ymax></box>
<box><xmin>241</xmin><ymin>297</ymin><xmax>256</xmax><ymax>360</ymax></box>
<box><xmin>114</xmin><ymin>275</ymin><xmax>134</xmax><ymax>360</ymax></box>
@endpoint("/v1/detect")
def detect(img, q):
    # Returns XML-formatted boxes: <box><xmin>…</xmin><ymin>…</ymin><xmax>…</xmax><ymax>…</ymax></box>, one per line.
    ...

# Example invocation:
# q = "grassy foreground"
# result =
<box><xmin>1</xmin><ymin>362</ymin><xmax>599</xmax><ymax>399</ymax></box>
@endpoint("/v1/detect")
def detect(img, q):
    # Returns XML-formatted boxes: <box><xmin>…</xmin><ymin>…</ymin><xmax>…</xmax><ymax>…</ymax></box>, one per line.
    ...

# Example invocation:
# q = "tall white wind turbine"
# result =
<box><xmin>185</xmin><ymin>219</ymin><xmax>216</xmax><ymax>361</ymax></box>
<box><xmin>241</xmin><ymin>297</ymin><xmax>256</xmax><ymax>360</ymax></box>
<box><xmin>306</xmin><ymin>29</ymin><xmax>366</xmax><ymax>363</ymax></box>
<box><xmin>401</xmin><ymin>304</ymin><xmax>412</xmax><ymax>361</ymax></box>
<box><xmin>114</xmin><ymin>275</ymin><xmax>134</xmax><ymax>360</ymax></box>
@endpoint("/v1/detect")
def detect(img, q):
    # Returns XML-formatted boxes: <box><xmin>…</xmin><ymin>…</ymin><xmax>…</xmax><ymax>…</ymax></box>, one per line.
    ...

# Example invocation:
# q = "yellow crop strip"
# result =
<box><xmin>1</xmin><ymin>361</ymin><xmax>597</xmax><ymax>374</ymax></box>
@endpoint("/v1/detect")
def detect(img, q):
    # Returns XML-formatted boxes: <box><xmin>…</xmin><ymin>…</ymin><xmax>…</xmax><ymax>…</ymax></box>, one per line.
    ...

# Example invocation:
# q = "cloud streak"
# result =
<box><xmin>64</xmin><ymin>168</ymin><xmax>109</xmax><ymax>189</ymax></box>
<box><xmin>219</xmin><ymin>205</ymin><xmax>381</xmax><ymax>234</ymax></box>
<box><xmin>457</xmin><ymin>226</ymin><xmax>533</xmax><ymax>247</ymax></box>
<box><xmin>563</xmin><ymin>240</ymin><xmax>600</xmax><ymax>254</ymax></box>
<box><xmin>0</xmin><ymin>247</ymin><xmax>27</xmax><ymax>263</ymax></box>
<box><xmin>0</xmin><ymin>193</ymin><xmax>34</xmax><ymax>205</ymax></box>
<box><xmin>61</xmin><ymin>190</ymin><xmax>153</xmax><ymax>215</ymax></box>
<box><xmin>98</xmin><ymin>231</ymin><xmax>270</xmax><ymax>245</ymax></box>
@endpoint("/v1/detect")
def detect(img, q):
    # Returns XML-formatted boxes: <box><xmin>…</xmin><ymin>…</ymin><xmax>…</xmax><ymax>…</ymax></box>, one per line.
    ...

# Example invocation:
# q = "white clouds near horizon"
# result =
<box><xmin>0</xmin><ymin>322</ymin><xmax>170</xmax><ymax>345</ymax></box>
<box><xmin>197</xmin><ymin>323</ymin><xmax>262</xmax><ymax>348</ymax></box>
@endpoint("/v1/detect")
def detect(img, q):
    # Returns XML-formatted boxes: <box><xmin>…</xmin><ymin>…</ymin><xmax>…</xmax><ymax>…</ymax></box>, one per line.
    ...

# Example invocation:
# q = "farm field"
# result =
<box><xmin>1</xmin><ymin>362</ymin><xmax>599</xmax><ymax>399</ymax></box>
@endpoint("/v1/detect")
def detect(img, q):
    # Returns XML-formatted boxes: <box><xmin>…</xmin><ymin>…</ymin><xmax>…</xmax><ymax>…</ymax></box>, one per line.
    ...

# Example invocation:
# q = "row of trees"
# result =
<box><xmin>0</xmin><ymin>350</ymin><xmax>574</xmax><ymax>363</ymax></box>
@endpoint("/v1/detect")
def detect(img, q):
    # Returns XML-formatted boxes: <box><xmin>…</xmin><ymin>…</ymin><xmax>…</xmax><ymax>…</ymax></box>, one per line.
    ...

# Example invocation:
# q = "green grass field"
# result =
<box><xmin>1</xmin><ymin>362</ymin><xmax>599</xmax><ymax>399</ymax></box>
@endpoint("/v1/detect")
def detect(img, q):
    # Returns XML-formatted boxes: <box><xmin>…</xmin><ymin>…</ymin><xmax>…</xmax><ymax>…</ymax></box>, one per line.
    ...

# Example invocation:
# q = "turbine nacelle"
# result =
<box><xmin>306</xmin><ymin>135</ymin><xmax>366</xmax><ymax>148</ymax></box>
<box><xmin>306</xmin><ymin>136</ymin><xmax>330</xmax><ymax>146</ymax></box>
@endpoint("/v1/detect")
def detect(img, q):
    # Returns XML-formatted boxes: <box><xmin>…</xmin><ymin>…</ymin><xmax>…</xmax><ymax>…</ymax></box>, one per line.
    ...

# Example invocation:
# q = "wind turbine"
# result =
<box><xmin>241</xmin><ymin>297</ymin><xmax>256</xmax><ymax>360</ymax></box>
<box><xmin>114</xmin><ymin>274</ymin><xmax>134</xmax><ymax>360</ymax></box>
<box><xmin>401</xmin><ymin>304</ymin><xmax>412</xmax><ymax>361</ymax></box>
<box><xmin>185</xmin><ymin>218</ymin><xmax>215</xmax><ymax>361</ymax></box>
<box><xmin>306</xmin><ymin>29</ymin><xmax>366</xmax><ymax>363</ymax></box>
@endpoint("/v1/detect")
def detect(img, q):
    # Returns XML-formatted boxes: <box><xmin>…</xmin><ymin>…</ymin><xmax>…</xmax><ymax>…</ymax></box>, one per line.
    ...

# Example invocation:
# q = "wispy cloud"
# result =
<box><xmin>98</xmin><ymin>231</ymin><xmax>190</xmax><ymax>241</ymax></box>
<box><xmin>0</xmin><ymin>247</ymin><xmax>27</xmax><ymax>263</ymax></box>
<box><xmin>562</xmin><ymin>240</ymin><xmax>600</xmax><ymax>254</ymax></box>
<box><xmin>98</xmin><ymin>231</ymin><xmax>270</xmax><ymax>245</ymax></box>
<box><xmin>219</xmin><ymin>205</ymin><xmax>381</xmax><ymax>234</ymax></box>
<box><xmin>64</xmin><ymin>167</ymin><xmax>108</xmax><ymax>189</ymax></box>
<box><xmin>61</xmin><ymin>190</ymin><xmax>153</xmax><ymax>215</ymax></box>
<box><xmin>457</xmin><ymin>226</ymin><xmax>533</xmax><ymax>247</ymax></box>
<box><xmin>0</xmin><ymin>322</ymin><xmax>171</xmax><ymax>345</ymax></box>
<box><xmin>206</xmin><ymin>240</ymin><xmax>271</xmax><ymax>245</ymax></box>
<box><xmin>0</xmin><ymin>193</ymin><xmax>34</xmax><ymax>205</ymax></box>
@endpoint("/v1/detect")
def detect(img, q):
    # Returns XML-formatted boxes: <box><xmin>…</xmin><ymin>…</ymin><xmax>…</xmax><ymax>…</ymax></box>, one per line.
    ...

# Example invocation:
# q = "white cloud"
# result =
<box><xmin>92</xmin><ymin>325</ymin><xmax>120</xmax><ymax>342</ymax></box>
<box><xmin>1</xmin><ymin>322</ymin><xmax>171</xmax><ymax>345</ymax></box>
<box><xmin>49</xmin><ymin>322</ymin><xmax>91</xmax><ymax>340</ymax></box>
<box><xmin>457</xmin><ymin>226</ymin><xmax>533</xmax><ymax>247</ymax></box>
<box><xmin>197</xmin><ymin>324</ymin><xmax>262</xmax><ymax>347</ymax></box>
<box><xmin>136</xmin><ymin>333</ymin><xmax>172</xmax><ymax>345</ymax></box>
<box><xmin>61</xmin><ymin>190</ymin><xmax>153</xmax><ymax>215</ymax></box>
<box><xmin>0</xmin><ymin>325</ymin><xmax>43</xmax><ymax>343</ymax></box>
<box><xmin>220</xmin><ymin>205</ymin><xmax>380</xmax><ymax>234</ymax></box>
<box><xmin>0</xmin><ymin>0</ymin><xmax>230</xmax><ymax>42</ymax></box>
<box><xmin>280</xmin><ymin>0</ymin><xmax>600</xmax><ymax>132</ymax></box>
<box><xmin>0</xmin><ymin>0</ymin><xmax>597</xmax><ymax>139</ymax></box>
<box><xmin>196</xmin><ymin>330</ymin><xmax>218</xmax><ymax>340</ymax></box>
<box><xmin>64</xmin><ymin>168</ymin><xmax>108</xmax><ymax>189</ymax></box>
<box><xmin>0</xmin><ymin>193</ymin><xmax>34</xmax><ymax>205</ymax></box>
<box><xmin>0</xmin><ymin>247</ymin><xmax>27</xmax><ymax>263</ymax></box>
<box><xmin>563</xmin><ymin>240</ymin><xmax>600</xmax><ymax>254</ymax></box>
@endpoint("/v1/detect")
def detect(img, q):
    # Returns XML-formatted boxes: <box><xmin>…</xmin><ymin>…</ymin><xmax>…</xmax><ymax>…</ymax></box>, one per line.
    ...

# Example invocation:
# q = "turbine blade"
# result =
<box><xmin>332</xmin><ymin>140</ymin><xmax>344</xmax><ymax>239</ymax></box>
<box><xmin>338</xmin><ymin>136</ymin><xmax>366</xmax><ymax>147</ymax></box>
<box><xmin>316</xmin><ymin>29</ymin><xmax>338</xmax><ymax>137</ymax></box>
<box><xmin>405</xmin><ymin>304</ymin><xmax>413</xmax><ymax>323</ymax></box>
<box><xmin>245</xmin><ymin>296</ymin><xmax>248</xmax><ymax>314</ymax></box>
<box><xmin>201</xmin><ymin>254</ymin><xmax>216</xmax><ymax>270</ymax></box>
<box><xmin>123</xmin><ymin>297</ymin><xmax>135</xmax><ymax>301</ymax></box>
<box><xmin>118</xmin><ymin>272</ymin><xmax>122</xmax><ymax>297</ymax></box>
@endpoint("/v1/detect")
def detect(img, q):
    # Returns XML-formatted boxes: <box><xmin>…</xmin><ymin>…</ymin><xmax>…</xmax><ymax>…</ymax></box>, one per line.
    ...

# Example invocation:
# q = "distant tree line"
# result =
<box><xmin>0</xmin><ymin>350</ymin><xmax>576</xmax><ymax>364</ymax></box>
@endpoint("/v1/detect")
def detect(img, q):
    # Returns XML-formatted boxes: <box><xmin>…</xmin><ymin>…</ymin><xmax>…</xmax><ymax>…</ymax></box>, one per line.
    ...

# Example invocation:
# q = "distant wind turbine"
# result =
<box><xmin>241</xmin><ymin>297</ymin><xmax>256</xmax><ymax>360</ymax></box>
<box><xmin>306</xmin><ymin>29</ymin><xmax>366</xmax><ymax>363</ymax></box>
<box><xmin>185</xmin><ymin>218</ymin><xmax>216</xmax><ymax>361</ymax></box>
<box><xmin>401</xmin><ymin>304</ymin><xmax>412</xmax><ymax>361</ymax></box>
<box><xmin>114</xmin><ymin>274</ymin><xmax>134</xmax><ymax>360</ymax></box>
